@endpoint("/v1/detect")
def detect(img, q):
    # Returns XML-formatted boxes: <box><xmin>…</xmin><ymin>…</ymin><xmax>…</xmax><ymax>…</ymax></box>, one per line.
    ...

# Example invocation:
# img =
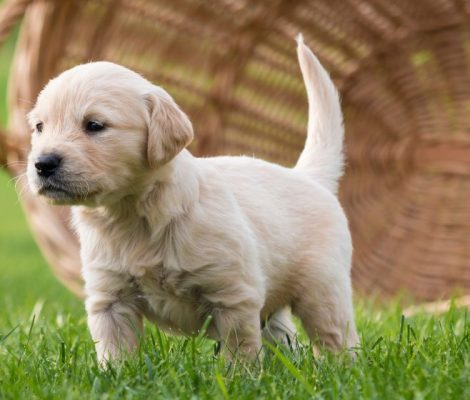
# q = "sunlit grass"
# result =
<box><xmin>1</xmin><ymin>170</ymin><xmax>469</xmax><ymax>399</ymax></box>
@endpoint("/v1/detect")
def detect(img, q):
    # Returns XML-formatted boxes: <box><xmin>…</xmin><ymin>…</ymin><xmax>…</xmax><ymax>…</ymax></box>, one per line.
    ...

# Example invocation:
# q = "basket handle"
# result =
<box><xmin>0</xmin><ymin>0</ymin><xmax>31</xmax><ymax>170</ymax></box>
<box><xmin>0</xmin><ymin>129</ymin><xmax>7</xmax><ymax>166</ymax></box>
<box><xmin>0</xmin><ymin>0</ymin><xmax>31</xmax><ymax>48</ymax></box>
<box><xmin>0</xmin><ymin>127</ymin><xmax>23</xmax><ymax>170</ymax></box>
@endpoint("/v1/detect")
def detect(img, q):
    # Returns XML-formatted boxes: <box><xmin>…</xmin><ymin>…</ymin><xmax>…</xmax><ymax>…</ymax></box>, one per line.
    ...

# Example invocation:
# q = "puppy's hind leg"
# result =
<box><xmin>292</xmin><ymin>256</ymin><xmax>359</xmax><ymax>354</ymax></box>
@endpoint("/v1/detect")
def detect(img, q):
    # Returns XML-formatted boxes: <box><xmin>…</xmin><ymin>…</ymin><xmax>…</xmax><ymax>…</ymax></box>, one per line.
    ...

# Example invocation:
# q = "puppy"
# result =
<box><xmin>27</xmin><ymin>35</ymin><xmax>358</xmax><ymax>363</ymax></box>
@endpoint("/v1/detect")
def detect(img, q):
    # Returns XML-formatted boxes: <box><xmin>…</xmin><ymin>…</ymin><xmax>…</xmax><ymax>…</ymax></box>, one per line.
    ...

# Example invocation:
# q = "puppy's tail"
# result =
<box><xmin>294</xmin><ymin>34</ymin><xmax>344</xmax><ymax>194</ymax></box>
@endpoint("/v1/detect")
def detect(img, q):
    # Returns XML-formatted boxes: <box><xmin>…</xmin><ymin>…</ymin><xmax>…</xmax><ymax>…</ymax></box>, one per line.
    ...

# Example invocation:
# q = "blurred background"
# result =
<box><xmin>0</xmin><ymin>14</ymin><xmax>79</xmax><ymax>318</ymax></box>
<box><xmin>1</xmin><ymin>0</ymin><xmax>470</xmax><ymax>307</ymax></box>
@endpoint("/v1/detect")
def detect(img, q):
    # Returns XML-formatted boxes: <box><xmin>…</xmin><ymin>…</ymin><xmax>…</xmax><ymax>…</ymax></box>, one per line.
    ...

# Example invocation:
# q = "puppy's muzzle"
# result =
<box><xmin>35</xmin><ymin>153</ymin><xmax>62</xmax><ymax>178</ymax></box>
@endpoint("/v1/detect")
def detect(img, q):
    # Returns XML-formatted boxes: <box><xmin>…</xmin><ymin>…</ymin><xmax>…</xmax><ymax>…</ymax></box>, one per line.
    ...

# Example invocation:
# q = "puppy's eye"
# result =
<box><xmin>36</xmin><ymin>122</ymin><xmax>43</xmax><ymax>133</ymax></box>
<box><xmin>85</xmin><ymin>120</ymin><xmax>106</xmax><ymax>134</ymax></box>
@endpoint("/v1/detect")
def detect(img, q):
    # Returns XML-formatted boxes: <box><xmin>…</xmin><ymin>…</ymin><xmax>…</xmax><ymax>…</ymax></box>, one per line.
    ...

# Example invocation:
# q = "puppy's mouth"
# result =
<box><xmin>37</xmin><ymin>181</ymin><xmax>98</xmax><ymax>204</ymax></box>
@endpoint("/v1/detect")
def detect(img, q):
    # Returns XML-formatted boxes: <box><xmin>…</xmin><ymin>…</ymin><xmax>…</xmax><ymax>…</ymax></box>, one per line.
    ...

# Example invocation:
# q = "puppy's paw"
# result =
<box><xmin>262</xmin><ymin>308</ymin><xmax>299</xmax><ymax>350</ymax></box>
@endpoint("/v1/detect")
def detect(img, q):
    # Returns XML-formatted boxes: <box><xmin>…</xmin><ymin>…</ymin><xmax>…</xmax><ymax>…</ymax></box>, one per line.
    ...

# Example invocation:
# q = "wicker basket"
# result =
<box><xmin>1</xmin><ymin>0</ymin><xmax>469</xmax><ymax>300</ymax></box>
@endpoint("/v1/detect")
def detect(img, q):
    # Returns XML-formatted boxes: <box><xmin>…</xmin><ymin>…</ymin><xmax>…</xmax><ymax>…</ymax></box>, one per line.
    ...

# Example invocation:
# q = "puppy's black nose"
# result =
<box><xmin>35</xmin><ymin>154</ymin><xmax>62</xmax><ymax>177</ymax></box>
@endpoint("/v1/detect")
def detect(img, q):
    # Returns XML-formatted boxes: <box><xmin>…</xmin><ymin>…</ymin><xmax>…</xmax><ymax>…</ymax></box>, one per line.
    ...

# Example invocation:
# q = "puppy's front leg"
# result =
<box><xmin>84</xmin><ymin>269</ymin><xmax>143</xmax><ymax>364</ymax></box>
<box><xmin>212</xmin><ymin>307</ymin><xmax>262</xmax><ymax>361</ymax></box>
<box><xmin>206</xmin><ymin>285</ymin><xmax>263</xmax><ymax>361</ymax></box>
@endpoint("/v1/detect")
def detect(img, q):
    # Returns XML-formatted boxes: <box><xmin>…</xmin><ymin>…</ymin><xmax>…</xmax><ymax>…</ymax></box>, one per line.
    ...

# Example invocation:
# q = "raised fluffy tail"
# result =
<box><xmin>294</xmin><ymin>34</ymin><xmax>344</xmax><ymax>194</ymax></box>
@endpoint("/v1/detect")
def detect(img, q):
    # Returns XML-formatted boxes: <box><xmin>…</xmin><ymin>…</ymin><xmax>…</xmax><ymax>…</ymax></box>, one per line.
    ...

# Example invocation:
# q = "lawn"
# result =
<box><xmin>0</xmin><ymin>19</ymin><xmax>469</xmax><ymax>400</ymax></box>
<box><xmin>0</xmin><ymin>182</ymin><xmax>469</xmax><ymax>400</ymax></box>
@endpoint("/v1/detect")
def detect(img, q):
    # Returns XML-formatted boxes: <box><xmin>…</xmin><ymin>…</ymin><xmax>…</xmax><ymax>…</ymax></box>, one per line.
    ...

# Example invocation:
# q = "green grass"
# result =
<box><xmin>0</xmin><ymin>157</ymin><xmax>469</xmax><ymax>400</ymax></box>
<box><xmin>0</xmin><ymin>195</ymin><xmax>469</xmax><ymax>400</ymax></box>
<box><xmin>0</xmin><ymin>18</ymin><xmax>469</xmax><ymax>400</ymax></box>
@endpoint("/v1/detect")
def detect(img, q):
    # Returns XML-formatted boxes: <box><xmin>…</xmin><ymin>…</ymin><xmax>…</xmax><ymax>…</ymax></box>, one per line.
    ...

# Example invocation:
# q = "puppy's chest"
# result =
<box><xmin>83</xmin><ymin>216</ymin><xmax>207</xmax><ymax>333</ymax></box>
<box><xmin>131</xmin><ymin>265</ymin><xmax>206</xmax><ymax>334</ymax></box>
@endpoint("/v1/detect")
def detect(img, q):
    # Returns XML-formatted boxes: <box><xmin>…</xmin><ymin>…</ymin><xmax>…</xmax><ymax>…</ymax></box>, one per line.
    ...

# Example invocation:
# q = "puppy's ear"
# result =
<box><xmin>145</xmin><ymin>87</ymin><xmax>194</xmax><ymax>167</ymax></box>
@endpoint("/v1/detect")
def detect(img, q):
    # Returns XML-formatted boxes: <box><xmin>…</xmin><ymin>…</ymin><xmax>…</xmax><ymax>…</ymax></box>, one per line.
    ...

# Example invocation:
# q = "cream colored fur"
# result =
<box><xmin>27</xmin><ymin>35</ymin><xmax>358</xmax><ymax>363</ymax></box>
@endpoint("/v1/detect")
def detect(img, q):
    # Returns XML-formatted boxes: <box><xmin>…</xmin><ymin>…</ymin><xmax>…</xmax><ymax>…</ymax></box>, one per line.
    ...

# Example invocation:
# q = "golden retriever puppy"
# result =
<box><xmin>27</xmin><ymin>35</ymin><xmax>358</xmax><ymax>363</ymax></box>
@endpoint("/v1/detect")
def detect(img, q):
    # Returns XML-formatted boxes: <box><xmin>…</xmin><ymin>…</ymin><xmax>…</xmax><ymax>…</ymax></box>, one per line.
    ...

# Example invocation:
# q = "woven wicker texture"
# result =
<box><xmin>1</xmin><ymin>0</ymin><xmax>469</xmax><ymax>300</ymax></box>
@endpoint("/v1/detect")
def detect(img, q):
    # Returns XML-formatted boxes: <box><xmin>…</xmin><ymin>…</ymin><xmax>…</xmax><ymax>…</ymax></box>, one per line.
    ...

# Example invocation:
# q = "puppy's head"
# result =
<box><xmin>27</xmin><ymin>61</ymin><xmax>193</xmax><ymax>206</ymax></box>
